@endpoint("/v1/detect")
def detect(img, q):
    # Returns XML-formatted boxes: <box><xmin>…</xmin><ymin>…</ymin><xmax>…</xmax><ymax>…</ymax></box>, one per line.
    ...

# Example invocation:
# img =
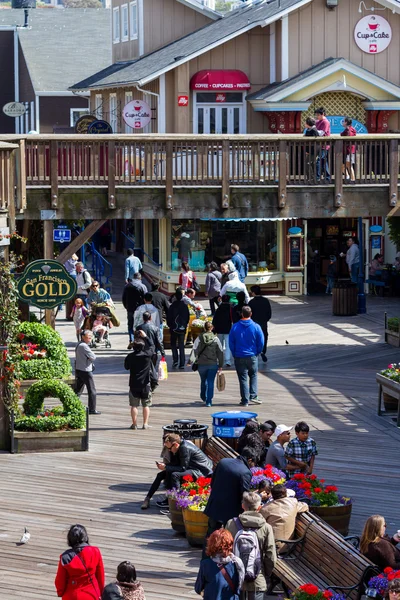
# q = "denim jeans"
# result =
<box><xmin>171</xmin><ymin>332</ymin><xmax>185</xmax><ymax>367</ymax></box>
<box><xmin>127</xmin><ymin>311</ymin><xmax>134</xmax><ymax>342</ymax></box>
<box><xmin>350</xmin><ymin>263</ymin><xmax>359</xmax><ymax>284</ymax></box>
<box><xmin>326</xmin><ymin>277</ymin><xmax>334</xmax><ymax>294</ymax></box>
<box><xmin>234</xmin><ymin>355</ymin><xmax>258</xmax><ymax>404</ymax></box>
<box><xmin>198</xmin><ymin>364</ymin><xmax>218</xmax><ymax>405</ymax></box>
<box><xmin>316</xmin><ymin>149</ymin><xmax>331</xmax><ymax>182</ymax></box>
<box><xmin>218</xmin><ymin>333</ymin><xmax>232</xmax><ymax>365</ymax></box>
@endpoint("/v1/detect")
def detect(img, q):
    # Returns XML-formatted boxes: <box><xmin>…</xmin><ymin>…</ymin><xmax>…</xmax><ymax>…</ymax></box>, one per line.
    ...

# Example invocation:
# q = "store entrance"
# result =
<box><xmin>307</xmin><ymin>218</ymin><xmax>361</xmax><ymax>293</ymax></box>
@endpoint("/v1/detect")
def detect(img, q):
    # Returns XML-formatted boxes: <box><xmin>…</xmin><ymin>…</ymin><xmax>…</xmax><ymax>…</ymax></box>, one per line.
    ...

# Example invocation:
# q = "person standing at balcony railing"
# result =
<box><xmin>340</xmin><ymin>117</ymin><xmax>357</xmax><ymax>183</ymax></box>
<box><xmin>315</xmin><ymin>107</ymin><xmax>331</xmax><ymax>183</ymax></box>
<box><xmin>125</xmin><ymin>249</ymin><xmax>143</xmax><ymax>283</ymax></box>
<box><xmin>340</xmin><ymin>237</ymin><xmax>360</xmax><ymax>284</ymax></box>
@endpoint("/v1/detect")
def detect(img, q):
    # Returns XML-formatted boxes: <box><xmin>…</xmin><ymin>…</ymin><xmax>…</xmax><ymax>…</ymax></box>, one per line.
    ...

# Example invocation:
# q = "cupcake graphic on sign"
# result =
<box><xmin>123</xmin><ymin>99</ymin><xmax>152</xmax><ymax>130</ymax></box>
<box><xmin>368</xmin><ymin>16</ymin><xmax>379</xmax><ymax>31</ymax></box>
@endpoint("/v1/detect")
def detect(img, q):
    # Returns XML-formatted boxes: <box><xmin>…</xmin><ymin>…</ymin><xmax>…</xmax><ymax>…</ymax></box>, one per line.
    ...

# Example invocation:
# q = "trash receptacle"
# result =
<box><xmin>332</xmin><ymin>280</ymin><xmax>358</xmax><ymax>316</ymax></box>
<box><xmin>211</xmin><ymin>411</ymin><xmax>258</xmax><ymax>451</ymax></box>
<box><xmin>162</xmin><ymin>422</ymin><xmax>208</xmax><ymax>449</ymax></box>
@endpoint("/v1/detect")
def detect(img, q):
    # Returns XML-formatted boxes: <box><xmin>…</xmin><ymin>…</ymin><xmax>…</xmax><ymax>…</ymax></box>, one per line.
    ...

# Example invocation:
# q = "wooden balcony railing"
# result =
<box><xmin>1</xmin><ymin>134</ymin><xmax>399</xmax><ymax>212</ymax></box>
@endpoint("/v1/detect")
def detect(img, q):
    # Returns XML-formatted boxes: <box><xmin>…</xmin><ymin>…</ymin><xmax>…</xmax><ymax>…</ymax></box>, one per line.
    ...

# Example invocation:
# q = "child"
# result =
<box><xmin>304</xmin><ymin>117</ymin><xmax>320</xmax><ymax>138</ymax></box>
<box><xmin>92</xmin><ymin>314</ymin><xmax>109</xmax><ymax>342</ymax></box>
<box><xmin>258</xmin><ymin>480</ymin><xmax>273</xmax><ymax>506</ymax></box>
<box><xmin>326</xmin><ymin>255</ymin><xmax>337</xmax><ymax>295</ymax></box>
<box><xmin>70</xmin><ymin>298</ymin><xmax>88</xmax><ymax>341</ymax></box>
<box><xmin>304</xmin><ymin>118</ymin><xmax>320</xmax><ymax>181</ymax></box>
<box><xmin>285</xmin><ymin>421</ymin><xmax>318</xmax><ymax>477</ymax></box>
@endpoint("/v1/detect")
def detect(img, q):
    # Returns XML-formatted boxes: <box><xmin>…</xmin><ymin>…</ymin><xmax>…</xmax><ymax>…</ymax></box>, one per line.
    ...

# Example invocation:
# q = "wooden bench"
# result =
<box><xmin>271</xmin><ymin>512</ymin><xmax>379</xmax><ymax>600</ymax></box>
<box><xmin>203</xmin><ymin>436</ymin><xmax>238</xmax><ymax>467</ymax></box>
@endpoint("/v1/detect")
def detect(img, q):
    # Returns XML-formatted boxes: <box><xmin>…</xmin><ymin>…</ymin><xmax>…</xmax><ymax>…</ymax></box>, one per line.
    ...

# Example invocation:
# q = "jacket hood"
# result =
<box><xmin>237</xmin><ymin>318</ymin><xmax>252</xmax><ymax>327</ymax></box>
<box><xmin>201</xmin><ymin>332</ymin><xmax>216</xmax><ymax>345</ymax></box>
<box><xmin>238</xmin><ymin>511</ymin><xmax>266</xmax><ymax>529</ymax></box>
<box><xmin>228</xmin><ymin>271</ymin><xmax>239</xmax><ymax>281</ymax></box>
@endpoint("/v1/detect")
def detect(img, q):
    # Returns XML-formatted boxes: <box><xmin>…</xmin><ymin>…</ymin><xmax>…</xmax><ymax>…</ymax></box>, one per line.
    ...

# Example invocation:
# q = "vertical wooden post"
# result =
<box><xmin>15</xmin><ymin>139</ymin><xmax>26</xmax><ymax>212</ymax></box>
<box><xmin>166</xmin><ymin>140</ymin><xmax>173</xmax><ymax>210</ymax></box>
<box><xmin>278</xmin><ymin>140</ymin><xmax>287</xmax><ymax>208</ymax></box>
<box><xmin>222</xmin><ymin>140</ymin><xmax>229</xmax><ymax>209</ymax></box>
<box><xmin>389</xmin><ymin>139</ymin><xmax>399</xmax><ymax>208</ymax></box>
<box><xmin>334</xmin><ymin>139</ymin><xmax>343</xmax><ymax>208</ymax></box>
<box><xmin>43</xmin><ymin>220</ymin><xmax>55</xmax><ymax>328</ymax></box>
<box><xmin>108</xmin><ymin>141</ymin><xmax>116</xmax><ymax>209</ymax></box>
<box><xmin>7</xmin><ymin>151</ymin><xmax>16</xmax><ymax>234</ymax></box>
<box><xmin>50</xmin><ymin>140</ymin><xmax>58</xmax><ymax>209</ymax></box>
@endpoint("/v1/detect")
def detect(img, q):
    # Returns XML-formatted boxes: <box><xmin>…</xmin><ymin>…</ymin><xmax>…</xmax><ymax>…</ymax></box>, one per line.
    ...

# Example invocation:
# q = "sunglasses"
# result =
<box><xmin>92</xmin><ymin>285</ymin><xmax>99</xmax><ymax>288</ymax></box>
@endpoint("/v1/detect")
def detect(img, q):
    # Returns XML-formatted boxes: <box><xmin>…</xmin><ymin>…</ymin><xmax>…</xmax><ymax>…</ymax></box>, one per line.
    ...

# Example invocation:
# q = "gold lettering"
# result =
<box><xmin>35</xmin><ymin>283</ymin><xmax>48</xmax><ymax>297</ymax></box>
<box><xmin>59</xmin><ymin>281</ymin><xmax>71</xmax><ymax>296</ymax></box>
<box><xmin>22</xmin><ymin>282</ymin><xmax>35</xmax><ymax>297</ymax></box>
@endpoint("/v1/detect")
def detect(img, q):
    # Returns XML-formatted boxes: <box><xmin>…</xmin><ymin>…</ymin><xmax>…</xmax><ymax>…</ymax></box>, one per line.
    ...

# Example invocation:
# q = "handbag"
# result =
<box><xmin>192</xmin><ymin>275</ymin><xmax>200</xmax><ymax>292</ymax></box>
<box><xmin>219</xmin><ymin>565</ymin><xmax>236</xmax><ymax>594</ymax></box>
<box><xmin>216</xmin><ymin>371</ymin><xmax>225</xmax><ymax>392</ymax></box>
<box><xmin>191</xmin><ymin>339</ymin><xmax>207</xmax><ymax>371</ymax></box>
<box><xmin>158</xmin><ymin>357</ymin><xmax>168</xmax><ymax>381</ymax></box>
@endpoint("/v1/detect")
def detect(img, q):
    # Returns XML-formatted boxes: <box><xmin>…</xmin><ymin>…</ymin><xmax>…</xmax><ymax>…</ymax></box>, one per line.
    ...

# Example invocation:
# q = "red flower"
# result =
<box><xmin>319</xmin><ymin>479</ymin><xmax>325</xmax><ymax>483</ymax></box>
<box><xmin>293</xmin><ymin>473</ymin><xmax>306</xmax><ymax>480</ymax></box>
<box><xmin>309</xmin><ymin>474</ymin><xmax>317</xmax><ymax>481</ymax></box>
<box><xmin>323</xmin><ymin>591</ymin><xmax>333</xmax><ymax>599</ymax></box>
<box><xmin>300</xmin><ymin>584</ymin><xmax>319</xmax><ymax>595</ymax></box>
<box><xmin>197</xmin><ymin>487</ymin><xmax>205</xmax><ymax>495</ymax></box>
<box><xmin>182</xmin><ymin>475</ymin><xmax>194</xmax><ymax>482</ymax></box>
<box><xmin>383</xmin><ymin>568</ymin><xmax>393</xmax><ymax>574</ymax></box>
<box><xmin>189</xmin><ymin>489</ymin><xmax>196</xmax><ymax>496</ymax></box>
<box><xmin>18</xmin><ymin>333</ymin><xmax>25</xmax><ymax>340</ymax></box>
<box><xmin>325</xmin><ymin>486</ymin><xmax>338</xmax><ymax>493</ymax></box>
<box><xmin>302</xmin><ymin>482</ymin><xmax>312</xmax><ymax>489</ymax></box>
<box><xmin>313</xmin><ymin>487</ymin><xmax>323</xmax><ymax>493</ymax></box>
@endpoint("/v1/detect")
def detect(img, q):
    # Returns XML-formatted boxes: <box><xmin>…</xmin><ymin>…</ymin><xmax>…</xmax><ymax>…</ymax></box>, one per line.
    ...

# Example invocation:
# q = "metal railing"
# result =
<box><xmin>121</xmin><ymin>232</ymin><xmax>162</xmax><ymax>267</ymax></box>
<box><xmin>84</xmin><ymin>242</ymin><xmax>113</xmax><ymax>292</ymax></box>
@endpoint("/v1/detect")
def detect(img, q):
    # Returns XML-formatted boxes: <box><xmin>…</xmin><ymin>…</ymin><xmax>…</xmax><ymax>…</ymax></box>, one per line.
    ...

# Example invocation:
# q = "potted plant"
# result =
<box><xmin>377</xmin><ymin>363</ymin><xmax>400</xmax><ymax>414</ymax></box>
<box><xmin>385</xmin><ymin>316</ymin><xmax>400</xmax><ymax>348</ymax></box>
<box><xmin>250</xmin><ymin>465</ymin><xmax>286</xmax><ymax>489</ymax></box>
<box><xmin>286</xmin><ymin>474</ymin><xmax>353</xmax><ymax>535</ymax></box>
<box><xmin>176</xmin><ymin>475</ymin><xmax>212</xmax><ymax>547</ymax></box>
<box><xmin>367</xmin><ymin>568</ymin><xmax>400</xmax><ymax>598</ymax></box>
<box><xmin>292</xmin><ymin>584</ymin><xmax>346</xmax><ymax>600</ymax></box>
<box><xmin>165</xmin><ymin>487</ymin><xmax>189</xmax><ymax>534</ymax></box>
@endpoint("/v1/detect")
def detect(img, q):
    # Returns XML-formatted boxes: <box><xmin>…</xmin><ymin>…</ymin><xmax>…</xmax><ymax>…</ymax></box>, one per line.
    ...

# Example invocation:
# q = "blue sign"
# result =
<box><xmin>88</xmin><ymin>120</ymin><xmax>113</xmax><ymax>134</ymax></box>
<box><xmin>327</xmin><ymin>116</ymin><xmax>368</xmax><ymax>134</ymax></box>
<box><xmin>370</xmin><ymin>224</ymin><xmax>383</xmax><ymax>233</ymax></box>
<box><xmin>371</xmin><ymin>235</ymin><xmax>381</xmax><ymax>249</ymax></box>
<box><xmin>53</xmin><ymin>229</ymin><xmax>71</xmax><ymax>243</ymax></box>
<box><xmin>288</xmin><ymin>226</ymin><xmax>302</xmax><ymax>235</ymax></box>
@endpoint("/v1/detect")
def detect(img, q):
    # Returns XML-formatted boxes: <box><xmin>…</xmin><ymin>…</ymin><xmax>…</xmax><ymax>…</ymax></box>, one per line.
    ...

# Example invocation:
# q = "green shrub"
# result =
<box><xmin>387</xmin><ymin>317</ymin><xmax>400</xmax><ymax>332</ymax></box>
<box><xmin>16</xmin><ymin>322</ymin><xmax>71</xmax><ymax>380</ymax></box>
<box><xmin>15</xmin><ymin>379</ymin><xmax>86</xmax><ymax>432</ymax></box>
<box><xmin>29</xmin><ymin>312</ymin><xmax>39</xmax><ymax>323</ymax></box>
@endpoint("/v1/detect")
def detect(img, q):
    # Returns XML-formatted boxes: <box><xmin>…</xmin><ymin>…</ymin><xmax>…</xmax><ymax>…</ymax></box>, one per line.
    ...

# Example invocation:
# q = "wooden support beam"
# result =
<box><xmin>50</xmin><ymin>140</ymin><xmax>58</xmax><ymax>209</ymax></box>
<box><xmin>43</xmin><ymin>220</ymin><xmax>55</xmax><ymax>328</ymax></box>
<box><xmin>108</xmin><ymin>141</ymin><xmax>116</xmax><ymax>209</ymax></box>
<box><xmin>56</xmin><ymin>219</ymin><xmax>106</xmax><ymax>265</ymax></box>
<box><xmin>389</xmin><ymin>139</ymin><xmax>398</xmax><ymax>208</ymax></box>
<box><xmin>278</xmin><ymin>140</ymin><xmax>287</xmax><ymax>208</ymax></box>
<box><xmin>334</xmin><ymin>139</ymin><xmax>343</xmax><ymax>208</ymax></box>
<box><xmin>16</xmin><ymin>139</ymin><xmax>26</xmax><ymax>212</ymax></box>
<box><xmin>221</xmin><ymin>140</ymin><xmax>229</xmax><ymax>209</ymax></box>
<box><xmin>165</xmin><ymin>140</ymin><xmax>173</xmax><ymax>210</ymax></box>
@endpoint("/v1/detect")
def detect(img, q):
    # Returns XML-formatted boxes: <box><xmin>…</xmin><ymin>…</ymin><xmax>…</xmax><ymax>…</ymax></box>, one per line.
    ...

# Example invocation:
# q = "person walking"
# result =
<box><xmin>123</xmin><ymin>275</ymin><xmax>147</xmax><ymax>350</ymax></box>
<box><xmin>55</xmin><ymin>524</ymin><xmax>105</xmax><ymax>600</ymax></box>
<box><xmin>150</xmin><ymin>283</ymin><xmax>171</xmax><ymax>339</ymax></box>
<box><xmin>205</xmin><ymin>262</ymin><xmax>222</xmax><ymax>315</ymax></box>
<box><xmin>212</xmin><ymin>295</ymin><xmax>233</xmax><ymax>367</ymax></box>
<box><xmin>229</xmin><ymin>306</ymin><xmax>264</xmax><ymax>406</ymax></box>
<box><xmin>75</xmin><ymin>330</ymin><xmax>100</xmax><ymax>415</ymax></box>
<box><xmin>230</xmin><ymin>244</ymin><xmax>248</xmax><ymax>283</ymax></box>
<box><xmin>63</xmin><ymin>253</ymin><xmax>78</xmax><ymax>279</ymax></box>
<box><xmin>249</xmin><ymin>285</ymin><xmax>272</xmax><ymax>363</ymax></box>
<box><xmin>125</xmin><ymin>249</ymin><xmax>143</xmax><ymax>283</ymax></box>
<box><xmin>220</xmin><ymin>270</ymin><xmax>250</xmax><ymax>304</ymax></box>
<box><xmin>340</xmin><ymin>237</ymin><xmax>360</xmax><ymax>284</ymax></box>
<box><xmin>166</xmin><ymin>290</ymin><xmax>190</xmax><ymax>369</ymax></box>
<box><xmin>179</xmin><ymin>261</ymin><xmax>197</xmax><ymax>290</ymax></box>
<box><xmin>124</xmin><ymin>330</ymin><xmax>154</xmax><ymax>430</ymax></box>
<box><xmin>101</xmin><ymin>561</ymin><xmax>146</xmax><ymax>600</ymax></box>
<box><xmin>136</xmin><ymin>311</ymin><xmax>165</xmax><ymax>393</ymax></box>
<box><xmin>87</xmin><ymin>281</ymin><xmax>113</xmax><ymax>307</ymax></box>
<box><xmin>134</xmin><ymin>293</ymin><xmax>161</xmax><ymax>330</ymax></box>
<box><xmin>189</xmin><ymin>322</ymin><xmax>223</xmax><ymax>407</ymax></box>
<box><xmin>75</xmin><ymin>262</ymin><xmax>92</xmax><ymax>304</ymax></box>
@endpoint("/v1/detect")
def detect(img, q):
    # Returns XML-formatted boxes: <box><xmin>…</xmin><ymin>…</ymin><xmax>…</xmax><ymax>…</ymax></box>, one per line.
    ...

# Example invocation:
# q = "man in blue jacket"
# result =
<box><xmin>229</xmin><ymin>305</ymin><xmax>264</xmax><ymax>406</ymax></box>
<box><xmin>230</xmin><ymin>244</ymin><xmax>248</xmax><ymax>282</ymax></box>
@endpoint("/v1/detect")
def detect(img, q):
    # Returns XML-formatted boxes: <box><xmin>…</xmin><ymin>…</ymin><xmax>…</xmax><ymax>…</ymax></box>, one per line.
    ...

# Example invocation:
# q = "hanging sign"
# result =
<box><xmin>178</xmin><ymin>95</ymin><xmax>189</xmax><ymax>106</ymax></box>
<box><xmin>75</xmin><ymin>114</ymin><xmax>97</xmax><ymax>134</ymax></box>
<box><xmin>3</xmin><ymin>102</ymin><xmax>26</xmax><ymax>117</ymax></box>
<box><xmin>17</xmin><ymin>259</ymin><xmax>77</xmax><ymax>309</ymax></box>
<box><xmin>354</xmin><ymin>16</ymin><xmax>392</xmax><ymax>54</ymax></box>
<box><xmin>88</xmin><ymin>120</ymin><xmax>113</xmax><ymax>134</ymax></box>
<box><xmin>53</xmin><ymin>229</ymin><xmax>71</xmax><ymax>243</ymax></box>
<box><xmin>123</xmin><ymin>99</ymin><xmax>151</xmax><ymax>130</ymax></box>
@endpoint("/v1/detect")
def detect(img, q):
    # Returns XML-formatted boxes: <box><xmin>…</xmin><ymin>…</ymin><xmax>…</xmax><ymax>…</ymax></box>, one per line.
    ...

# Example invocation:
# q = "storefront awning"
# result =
<box><xmin>200</xmin><ymin>218</ymin><xmax>298</xmax><ymax>222</ymax></box>
<box><xmin>190</xmin><ymin>70</ymin><xmax>251</xmax><ymax>91</ymax></box>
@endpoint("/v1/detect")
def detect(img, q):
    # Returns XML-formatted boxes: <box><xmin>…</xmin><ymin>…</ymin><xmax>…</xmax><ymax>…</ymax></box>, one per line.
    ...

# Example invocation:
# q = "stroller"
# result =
<box><xmin>84</xmin><ymin>304</ymin><xmax>114</xmax><ymax>348</ymax></box>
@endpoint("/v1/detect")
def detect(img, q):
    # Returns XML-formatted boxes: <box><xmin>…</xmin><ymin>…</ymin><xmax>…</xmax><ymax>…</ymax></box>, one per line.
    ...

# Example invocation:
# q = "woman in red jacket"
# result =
<box><xmin>55</xmin><ymin>524</ymin><xmax>105</xmax><ymax>599</ymax></box>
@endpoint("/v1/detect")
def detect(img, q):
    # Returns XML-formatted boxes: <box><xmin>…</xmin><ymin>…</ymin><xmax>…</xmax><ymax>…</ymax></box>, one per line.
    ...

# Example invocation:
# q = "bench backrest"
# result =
<box><xmin>203</xmin><ymin>436</ymin><xmax>239</xmax><ymax>466</ymax></box>
<box><xmin>295</xmin><ymin>513</ymin><xmax>377</xmax><ymax>596</ymax></box>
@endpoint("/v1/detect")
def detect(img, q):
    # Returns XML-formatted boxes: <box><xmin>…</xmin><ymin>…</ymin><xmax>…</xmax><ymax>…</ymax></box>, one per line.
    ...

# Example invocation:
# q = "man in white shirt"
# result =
<box><xmin>75</xmin><ymin>262</ymin><xmax>92</xmax><ymax>303</ymax></box>
<box><xmin>134</xmin><ymin>292</ymin><xmax>161</xmax><ymax>331</ymax></box>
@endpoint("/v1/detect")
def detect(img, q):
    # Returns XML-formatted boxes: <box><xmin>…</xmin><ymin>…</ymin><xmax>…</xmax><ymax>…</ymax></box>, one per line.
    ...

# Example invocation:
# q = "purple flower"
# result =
<box><xmin>368</xmin><ymin>576</ymin><xmax>389</xmax><ymax>595</ymax></box>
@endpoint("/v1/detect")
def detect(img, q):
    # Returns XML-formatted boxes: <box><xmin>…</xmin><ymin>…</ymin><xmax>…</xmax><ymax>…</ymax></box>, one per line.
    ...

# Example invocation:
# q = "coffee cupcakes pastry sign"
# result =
<box><xmin>123</xmin><ymin>99</ymin><xmax>152</xmax><ymax>130</ymax></box>
<box><xmin>354</xmin><ymin>16</ymin><xmax>392</xmax><ymax>54</ymax></box>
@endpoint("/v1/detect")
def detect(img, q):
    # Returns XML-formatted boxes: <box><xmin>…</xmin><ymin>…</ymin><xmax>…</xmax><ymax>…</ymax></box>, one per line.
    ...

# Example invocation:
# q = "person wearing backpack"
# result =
<box><xmin>226</xmin><ymin>492</ymin><xmax>277</xmax><ymax>600</ymax></box>
<box><xmin>75</xmin><ymin>262</ymin><xmax>92</xmax><ymax>305</ymax></box>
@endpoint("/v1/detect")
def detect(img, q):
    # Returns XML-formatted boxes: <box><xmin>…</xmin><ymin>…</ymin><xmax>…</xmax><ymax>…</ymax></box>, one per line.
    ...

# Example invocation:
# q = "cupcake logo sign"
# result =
<box><xmin>354</xmin><ymin>16</ymin><xmax>392</xmax><ymax>54</ymax></box>
<box><xmin>123</xmin><ymin>99</ymin><xmax>152</xmax><ymax>130</ymax></box>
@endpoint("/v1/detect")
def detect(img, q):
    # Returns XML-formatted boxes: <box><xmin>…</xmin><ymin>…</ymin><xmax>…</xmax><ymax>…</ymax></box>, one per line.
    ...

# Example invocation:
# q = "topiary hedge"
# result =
<box><xmin>16</xmin><ymin>322</ymin><xmax>71</xmax><ymax>380</ymax></box>
<box><xmin>14</xmin><ymin>379</ymin><xmax>86</xmax><ymax>432</ymax></box>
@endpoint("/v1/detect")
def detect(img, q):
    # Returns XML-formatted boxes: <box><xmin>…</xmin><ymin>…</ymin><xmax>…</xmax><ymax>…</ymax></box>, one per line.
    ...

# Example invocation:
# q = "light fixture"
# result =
<box><xmin>358</xmin><ymin>1</ymin><xmax>386</xmax><ymax>13</ymax></box>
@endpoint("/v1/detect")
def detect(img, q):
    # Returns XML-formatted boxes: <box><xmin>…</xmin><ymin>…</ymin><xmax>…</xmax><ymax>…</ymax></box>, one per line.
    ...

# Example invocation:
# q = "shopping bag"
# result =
<box><xmin>216</xmin><ymin>371</ymin><xmax>225</xmax><ymax>392</ymax></box>
<box><xmin>158</xmin><ymin>357</ymin><xmax>168</xmax><ymax>381</ymax></box>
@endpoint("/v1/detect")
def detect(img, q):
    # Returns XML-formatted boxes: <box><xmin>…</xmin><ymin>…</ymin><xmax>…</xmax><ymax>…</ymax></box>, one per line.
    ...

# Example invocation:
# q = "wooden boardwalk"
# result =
<box><xmin>1</xmin><ymin>294</ymin><xmax>400</xmax><ymax>599</ymax></box>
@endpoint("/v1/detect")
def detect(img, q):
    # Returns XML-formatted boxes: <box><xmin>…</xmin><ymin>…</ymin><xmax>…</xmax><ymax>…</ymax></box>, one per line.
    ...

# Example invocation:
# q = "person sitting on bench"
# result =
<box><xmin>141</xmin><ymin>433</ymin><xmax>213</xmax><ymax>510</ymax></box>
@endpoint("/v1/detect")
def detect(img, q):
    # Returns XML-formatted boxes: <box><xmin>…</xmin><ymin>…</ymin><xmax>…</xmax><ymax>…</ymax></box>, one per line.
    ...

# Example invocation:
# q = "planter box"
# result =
<box><xmin>376</xmin><ymin>373</ymin><xmax>400</xmax><ymax>427</ymax></box>
<box><xmin>11</xmin><ymin>428</ymin><xmax>88</xmax><ymax>453</ymax></box>
<box><xmin>19</xmin><ymin>377</ymin><xmax>75</xmax><ymax>398</ymax></box>
<box><xmin>310</xmin><ymin>503</ymin><xmax>352</xmax><ymax>536</ymax></box>
<box><xmin>385</xmin><ymin>330</ymin><xmax>400</xmax><ymax>348</ymax></box>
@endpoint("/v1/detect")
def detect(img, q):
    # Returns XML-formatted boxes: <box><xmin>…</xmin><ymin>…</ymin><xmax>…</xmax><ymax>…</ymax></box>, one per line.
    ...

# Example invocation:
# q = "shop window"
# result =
<box><xmin>151</xmin><ymin>220</ymin><xmax>160</xmax><ymax>265</ymax></box>
<box><xmin>95</xmin><ymin>94</ymin><xmax>103</xmax><ymax>119</ymax></box>
<box><xmin>113</xmin><ymin>7</ymin><xmax>120</xmax><ymax>43</ymax></box>
<box><xmin>109</xmin><ymin>94</ymin><xmax>118</xmax><ymax>133</ymax></box>
<box><xmin>168</xmin><ymin>220</ymin><xmax>278</xmax><ymax>273</ymax></box>
<box><xmin>70</xmin><ymin>108</ymin><xmax>88</xmax><ymax>127</ymax></box>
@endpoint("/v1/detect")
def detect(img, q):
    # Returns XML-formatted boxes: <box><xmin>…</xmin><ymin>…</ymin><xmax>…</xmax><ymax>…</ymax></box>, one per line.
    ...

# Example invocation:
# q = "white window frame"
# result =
<box><xmin>70</xmin><ymin>108</ymin><xmax>89</xmax><ymax>128</ymax></box>
<box><xmin>113</xmin><ymin>7</ymin><xmax>120</xmax><ymax>44</ymax></box>
<box><xmin>129</xmin><ymin>0</ymin><xmax>138</xmax><ymax>40</ymax></box>
<box><xmin>124</xmin><ymin>91</ymin><xmax>133</xmax><ymax>132</ymax></box>
<box><xmin>109</xmin><ymin>93</ymin><xmax>117</xmax><ymax>133</ymax></box>
<box><xmin>192</xmin><ymin>92</ymin><xmax>247</xmax><ymax>134</ymax></box>
<box><xmin>95</xmin><ymin>94</ymin><xmax>103</xmax><ymax>119</ymax></box>
<box><xmin>121</xmin><ymin>4</ymin><xmax>129</xmax><ymax>42</ymax></box>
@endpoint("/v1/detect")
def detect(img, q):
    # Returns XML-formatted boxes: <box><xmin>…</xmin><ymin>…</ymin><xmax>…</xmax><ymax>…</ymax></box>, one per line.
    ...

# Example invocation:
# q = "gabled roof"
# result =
<box><xmin>71</xmin><ymin>0</ymin><xmax>312</xmax><ymax>91</ymax></box>
<box><xmin>0</xmin><ymin>9</ymin><xmax>111</xmax><ymax>94</ymax></box>
<box><xmin>177</xmin><ymin>0</ymin><xmax>221</xmax><ymax>19</ymax></box>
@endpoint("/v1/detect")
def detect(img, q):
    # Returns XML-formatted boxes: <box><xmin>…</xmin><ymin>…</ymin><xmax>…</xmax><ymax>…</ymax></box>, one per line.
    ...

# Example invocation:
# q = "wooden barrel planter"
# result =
<box><xmin>182</xmin><ymin>508</ymin><xmax>208</xmax><ymax>547</ymax></box>
<box><xmin>168</xmin><ymin>498</ymin><xmax>185</xmax><ymax>534</ymax></box>
<box><xmin>310</xmin><ymin>503</ymin><xmax>352</xmax><ymax>536</ymax></box>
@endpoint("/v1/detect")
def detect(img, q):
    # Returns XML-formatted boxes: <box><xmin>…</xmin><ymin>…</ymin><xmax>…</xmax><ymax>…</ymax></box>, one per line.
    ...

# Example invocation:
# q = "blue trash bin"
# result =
<box><xmin>211</xmin><ymin>411</ymin><xmax>258</xmax><ymax>450</ymax></box>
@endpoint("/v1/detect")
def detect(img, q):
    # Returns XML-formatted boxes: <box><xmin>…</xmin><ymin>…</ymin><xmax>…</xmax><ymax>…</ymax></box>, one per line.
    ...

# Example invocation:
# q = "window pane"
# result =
<box><xmin>197</xmin><ymin>108</ymin><xmax>204</xmax><ymax>134</ymax></box>
<box><xmin>233</xmin><ymin>107</ymin><xmax>240</xmax><ymax>134</ymax></box>
<box><xmin>122</xmin><ymin>6</ymin><xmax>128</xmax><ymax>39</ymax></box>
<box><xmin>130</xmin><ymin>2</ymin><xmax>137</xmax><ymax>37</ymax></box>
<box><xmin>210</xmin><ymin>108</ymin><xmax>216</xmax><ymax>134</ymax></box>
<box><xmin>221</xmin><ymin>108</ymin><xmax>228</xmax><ymax>134</ymax></box>
<box><xmin>113</xmin><ymin>9</ymin><xmax>120</xmax><ymax>41</ymax></box>
<box><xmin>196</xmin><ymin>92</ymin><xmax>243</xmax><ymax>103</ymax></box>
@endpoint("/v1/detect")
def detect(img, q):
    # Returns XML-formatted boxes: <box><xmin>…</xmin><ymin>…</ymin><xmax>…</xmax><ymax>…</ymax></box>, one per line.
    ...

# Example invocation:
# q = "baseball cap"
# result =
<box><xmin>275</xmin><ymin>424</ymin><xmax>293</xmax><ymax>437</ymax></box>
